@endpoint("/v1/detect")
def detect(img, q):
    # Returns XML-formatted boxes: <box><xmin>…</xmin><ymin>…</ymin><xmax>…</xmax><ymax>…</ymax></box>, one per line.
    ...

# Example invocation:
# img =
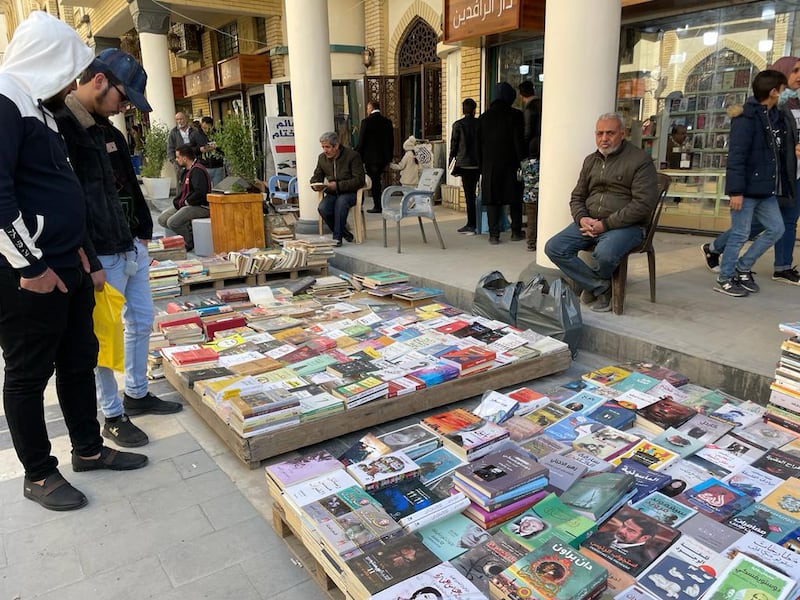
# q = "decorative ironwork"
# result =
<box><xmin>398</xmin><ymin>18</ymin><xmax>438</xmax><ymax>70</ymax></box>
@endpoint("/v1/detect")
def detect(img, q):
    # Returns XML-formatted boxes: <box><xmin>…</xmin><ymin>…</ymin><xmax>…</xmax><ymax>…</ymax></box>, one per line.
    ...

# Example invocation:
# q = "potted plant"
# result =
<box><xmin>140</xmin><ymin>121</ymin><xmax>171</xmax><ymax>199</ymax></box>
<box><xmin>207</xmin><ymin>112</ymin><xmax>267</xmax><ymax>251</ymax></box>
<box><xmin>215</xmin><ymin>112</ymin><xmax>262</xmax><ymax>190</ymax></box>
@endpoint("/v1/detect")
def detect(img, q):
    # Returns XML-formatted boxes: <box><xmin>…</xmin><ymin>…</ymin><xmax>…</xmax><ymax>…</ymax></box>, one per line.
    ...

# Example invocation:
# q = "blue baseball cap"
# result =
<box><xmin>92</xmin><ymin>48</ymin><xmax>152</xmax><ymax>112</ymax></box>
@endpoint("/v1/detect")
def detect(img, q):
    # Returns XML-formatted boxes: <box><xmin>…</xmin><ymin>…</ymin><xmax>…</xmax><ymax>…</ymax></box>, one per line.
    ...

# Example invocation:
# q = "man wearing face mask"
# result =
<box><xmin>0</xmin><ymin>12</ymin><xmax>148</xmax><ymax>512</ymax></box>
<box><xmin>545</xmin><ymin>113</ymin><xmax>658</xmax><ymax>312</ymax></box>
<box><xmin>54</xmin><ymin>49</ymin><xmax>183</xmax><ymax>451</ymax></box>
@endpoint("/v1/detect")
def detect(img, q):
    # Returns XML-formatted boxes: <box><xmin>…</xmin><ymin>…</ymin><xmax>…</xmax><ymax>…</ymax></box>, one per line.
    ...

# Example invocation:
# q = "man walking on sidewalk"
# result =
<box><xmin>357</xmin><ymin>100</ymin><xmax>394</xmax><ymax>213</ymax></box>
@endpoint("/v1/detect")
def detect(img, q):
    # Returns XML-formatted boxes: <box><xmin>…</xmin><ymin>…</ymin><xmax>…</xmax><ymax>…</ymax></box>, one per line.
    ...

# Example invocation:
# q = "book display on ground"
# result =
<box><xmin>255</xmin><ymin>345</ymin><xmax>800</xmax><ymax>598</ymax></box>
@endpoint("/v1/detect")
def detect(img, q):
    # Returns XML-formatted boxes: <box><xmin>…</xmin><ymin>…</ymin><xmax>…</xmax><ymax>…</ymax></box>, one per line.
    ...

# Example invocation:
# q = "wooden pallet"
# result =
<box><xmin>255</xmin><ymin>265</ymin><xmax>328</xmax><ymax>284</ymax></box>
<box><xmin>271</xmin><ymin>500</ymin><xmax>348</xmax><ymax>600</ymax></box>
<box><xmin>179</xmin><ymin>273</ymin><xmax>258</xmax><ymax>294</ymax></box>
<box><xmin>163</xmin><ymin>348</ymin><xmax>571</xmax><ymax>469</ymax></box>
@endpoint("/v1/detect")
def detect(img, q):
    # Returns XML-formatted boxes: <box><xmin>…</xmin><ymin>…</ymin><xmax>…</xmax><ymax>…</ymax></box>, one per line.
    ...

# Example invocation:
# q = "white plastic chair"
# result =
<box><xmin>381</xmin><ymin>168</ymin><xmax>445</xmax><ymax>253</ymax></box>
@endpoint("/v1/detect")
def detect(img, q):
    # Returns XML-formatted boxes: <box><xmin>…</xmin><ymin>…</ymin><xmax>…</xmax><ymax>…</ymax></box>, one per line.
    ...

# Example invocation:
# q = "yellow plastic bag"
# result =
<box><xmin>93</xmin><ymin>282</ymin><xmax>125</xmax><ymax>372</ymax></box>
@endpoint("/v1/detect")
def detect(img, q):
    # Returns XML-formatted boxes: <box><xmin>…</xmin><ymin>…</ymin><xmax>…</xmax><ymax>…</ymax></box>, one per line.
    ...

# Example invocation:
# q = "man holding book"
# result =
<box><xmin>55</xmin><ymin>48</ymin><xmax>182</xmax><ymax>450</ymax></box>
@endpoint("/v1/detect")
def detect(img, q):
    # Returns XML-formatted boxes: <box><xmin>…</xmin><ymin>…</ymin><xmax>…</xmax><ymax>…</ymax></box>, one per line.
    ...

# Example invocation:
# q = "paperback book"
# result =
<box><xmin>702</xmin><ymin>553</ymin><xmax>796</xmax><ymax>600</ymax></box>
<box><xmin>453</xmin><ymin>446</ymin><xmax>548</xmax><ymax>498</ymax></box>
<box><xmin>572</xmin><ymin>426</ymin><xmax>640</xmax><ymax>460</ymax></box>
<box><xmin>417</xmin><ymin>513</ymin><xmax>492</xmax><ymax>561</ymax></box>
<box><xmin>611</xmin><ymin>440</ymin><xmax>679</xmax><ymax>471</ymax></box>
<box><xmin>677</xmin><ymin>413</ymin><xmax>734</xmax><ymax>444</ymax></box>
<box><xmin>559</xmin><ymin>472</ymin><xmax>637</xmax><ymax>521</ymax></box>
<box><xmin>638</xmin><ymin>552</ymin><xmax>716</xmax><ymax>600</ymax></box>
<box><xmin>751</xmin><ymin>448</ymin><xmax>800</xmax><ymax>480</ymax></box>
<box><xmin>370</xmin><ymin>561</ymin><xmax>484</xmax><ymax>600</ymax></box>
<box><xmin>414</xmin><ymin>446</ymin><xmax>465</xmax><ymax>485</ymax></box>
<box><xmin>581</xmin><ymin>504</ymin><xmax>680</xmax><ymax>576</ymax></box>
<box><xmin>723</xmin><ymin>464</ymin><xmax>783</xmax><ymax>501</ymax></box>
<box><xmin>724</xmin><ymin>501</ymin><xmax>800</xmax><ymax>542</ymax></box>
<box><xmin>346</xmin><ymin>451</ymin><xmax>421</xmax><ymax>491</ymax></box>
<box><xmin>676</xmin><ymin>478</ymin><xmax>754</xmax><ymax>521</ymax></box>
<box><xmin>264</xmin><ymin>449</ymin><xmax>342</xmax><ymax>489</ymax></box>
<box><xmin>632</xmin><ymin>491</ymin><xmax>697</xmax><ymax>526</ymax></box>
<box><xmin>451</xmin><ymin>531</ymin><xmax>531</xmax><ymax>595</ymax></box>
<box><xmin>491</xmin><ymin>533</ymin><xmax>609</xmax><ymax>600</ymax></box>
<box><xmin>652</xmin><ymin>427</ymin><xmax>708</xmax><ymax>458</ymax></box>
<box><xmin>678</xmin><ymin>512</ymin><xmax>745</xmax><ymax>554</ymax></box>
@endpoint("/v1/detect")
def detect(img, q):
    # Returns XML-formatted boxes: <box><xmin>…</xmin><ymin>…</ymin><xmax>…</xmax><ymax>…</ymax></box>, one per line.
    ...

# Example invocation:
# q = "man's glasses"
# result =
<box><xmin>110</xmin><ymin>82</ymin><xmax>132</xmax><ymax>110</ymax></box>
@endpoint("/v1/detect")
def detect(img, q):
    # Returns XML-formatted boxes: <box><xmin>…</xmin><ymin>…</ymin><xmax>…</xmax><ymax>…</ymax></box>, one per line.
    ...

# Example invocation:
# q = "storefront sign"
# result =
<box><xmin>445</xmin><ymin>0</ymin><xmax>532</xmax><ymax>43</ymax></box>
<box><xmin>266</xmin><ymin>117</ymin><xmax>296</xmax><ymax>175</ymax></box>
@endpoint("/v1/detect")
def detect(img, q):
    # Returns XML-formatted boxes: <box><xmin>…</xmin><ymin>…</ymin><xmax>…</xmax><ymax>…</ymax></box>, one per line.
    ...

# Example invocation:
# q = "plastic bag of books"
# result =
<box><xmin>93</xmin><ymin>282</ymin><xmax>125</xmax><ymax>372</ymax></box>
<box><xmin>472</xmin><ymin>270</ymin><xmax>521</xmax><ymax>325</ymax></box>
<box><xmin>516</xmin><ymin>274</ymin><xmax>582</xmax><ymax>357</ymax></box>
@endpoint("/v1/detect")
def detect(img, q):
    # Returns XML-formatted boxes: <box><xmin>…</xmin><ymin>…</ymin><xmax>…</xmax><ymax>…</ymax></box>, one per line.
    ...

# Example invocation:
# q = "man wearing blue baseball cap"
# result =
<box><xmin>53</xmin><ymin>48</ymin><xmax>182</xmax><ymax>450</ymax></box>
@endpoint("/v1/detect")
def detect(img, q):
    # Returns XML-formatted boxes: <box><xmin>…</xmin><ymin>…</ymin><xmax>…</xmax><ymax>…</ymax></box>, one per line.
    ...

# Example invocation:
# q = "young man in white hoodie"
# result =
<box><xmin>0</xmin><ymin>12</ymin><xmax>147</xmax><ymax>512</ymax></box>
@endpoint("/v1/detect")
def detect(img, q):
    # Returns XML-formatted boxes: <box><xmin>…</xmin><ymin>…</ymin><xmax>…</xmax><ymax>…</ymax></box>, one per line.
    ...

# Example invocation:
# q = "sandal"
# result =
<box><xmin>24</xmin><ymin>471</ymin><xmax>88</xmax><ymax>511</ymax></box>
<box><xmin>72</xmin><ymin>446</ymin><xmax>148</xmax><ymax>472</ymax></box>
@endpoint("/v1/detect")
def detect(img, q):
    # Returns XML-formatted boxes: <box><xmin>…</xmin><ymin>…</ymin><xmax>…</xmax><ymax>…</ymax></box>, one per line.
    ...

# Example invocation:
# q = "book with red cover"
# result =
<box><xmin>171</xmin><ymin>347</ymin><xmax>219</xmax><ymax>366</ymax></box>
<box><xmin>440</xmin><ymin>346</ymin><xmax>496</xmax><ymax>373</ymax></box>
<box><xmin>203</xmin><ymin>315</ymin><xmax>247</xmax><ymax>340</ymax></box>
<box><xmin>421</xmin><ymin>408</ymin><xmax>483</xmax><ymax>436</ymax></box>
<box><xmin>159</xmin><ymin>314</ymin><xmax>203</xmax><ymax>332</ymax></box>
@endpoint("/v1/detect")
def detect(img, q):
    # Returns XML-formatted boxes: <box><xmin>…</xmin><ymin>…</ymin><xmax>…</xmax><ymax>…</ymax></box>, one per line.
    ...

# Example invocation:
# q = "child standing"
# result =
<box><xmin>715</xmin><ymin>69</ymin><xmax>792</xmax><ymax>296</ymax></box>
<box><xmin>391</xmin><ymin>136</ymin><xmax>421</xmax><ymax>186</ymax></box>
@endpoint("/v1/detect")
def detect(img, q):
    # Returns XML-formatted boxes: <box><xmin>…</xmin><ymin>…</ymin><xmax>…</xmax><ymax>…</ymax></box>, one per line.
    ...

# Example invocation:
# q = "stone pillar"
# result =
<box><xmin>129</xmin><ymin>0</ymin><xmax>174</xmax><ymax>132</ymax></box>
<box><xmin>285</xmin><ymin>0</ymin><xmax>335</xmax><ymax>232</ymax></box>
<box><xmin>536</xmin><ymin>0</ymin><xmax>621</xmax><ymax>268</ymax></box>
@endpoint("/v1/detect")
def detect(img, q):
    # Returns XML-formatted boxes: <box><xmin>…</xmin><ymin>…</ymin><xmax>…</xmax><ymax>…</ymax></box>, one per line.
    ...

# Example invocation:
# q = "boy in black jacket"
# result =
<box><xmin>157</xmin><ymin>144</ymin><xmax>212</xmax><ymax>251</ymax></box>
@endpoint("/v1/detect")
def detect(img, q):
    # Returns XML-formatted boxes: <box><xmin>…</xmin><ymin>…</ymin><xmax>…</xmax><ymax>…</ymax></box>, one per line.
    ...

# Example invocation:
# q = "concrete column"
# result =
<box><xmin>285</xmin><ymin>0</ymin><xmax>335</xmax><ymax>232</ymax></box>
<box><xmin>329</xmin><ymin>0</ymin><xmax>366</xmax><ymax>79</ymax></box>
<box><xmin>129</xmin><ymin>0</ymin><xmax>175</xmax><ymax>132</ymax></box>
<box><xmin>536</xmin><ymin>0</ymin><xmax>621</xmax><ymax>268</ymax></box>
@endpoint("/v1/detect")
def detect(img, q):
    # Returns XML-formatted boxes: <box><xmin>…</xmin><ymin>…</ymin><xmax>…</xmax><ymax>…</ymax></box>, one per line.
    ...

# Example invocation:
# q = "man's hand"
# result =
<box><xmin>20</xmin><ymin>269</ymin><xmax>67</xmax><ymax>294</ymax></box>
<box><xmin>729</xmin><ymin>195</ymin><xmax>743</xmax><ymax>211</ymax></box>
<box><xmin>326</xmin><ymin>181</ymin><xmax>337</xmax><ymax>192</ymax></box>
<box><xmin>90</xmin><ymin>268</ymin><xmax>106</xmax><ymax>291</ymax></box>
<box><xmin>78</xmin><ymin>247</ymin><xmax>91</xmax><ymax>273</ymax></box>
<box><xmin>579</xmin><ymin>217</ymin><xmax>604</xmax><ymax>237</ymax></box>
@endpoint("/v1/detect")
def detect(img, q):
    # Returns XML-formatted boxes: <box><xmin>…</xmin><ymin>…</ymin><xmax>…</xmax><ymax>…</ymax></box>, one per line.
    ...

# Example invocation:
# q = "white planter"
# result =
<box><xmin>142</xmin><ymin>177</ymin><xmax>171</xmax><ymax>199</ymax></box>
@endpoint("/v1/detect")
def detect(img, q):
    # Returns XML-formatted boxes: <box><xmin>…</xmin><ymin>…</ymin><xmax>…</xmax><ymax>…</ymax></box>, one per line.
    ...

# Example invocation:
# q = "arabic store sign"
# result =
<box><xmin>445</xmin><ymin>0</ymin><xmax>521</xmax><ymax>43</ymax></box>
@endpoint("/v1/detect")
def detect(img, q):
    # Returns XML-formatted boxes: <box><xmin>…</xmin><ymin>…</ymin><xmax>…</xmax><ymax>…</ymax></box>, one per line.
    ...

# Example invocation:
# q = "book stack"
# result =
<box><xmin>148</xmin><ymin>259</ymin><xmax>180</xmax><ymax>299</ymax></box>
<box><xmin>227</xmin><ymin>388</ymin><xmax>301</xmax><ymax>437</ymax></box>
<box><xmin>283</xmin><ymin>238</ymin><xmax>335</xmax><ymax>268</ymax></box>
<box><xmin>356</xmin><ymin>271</ymin><xmax>410</xmax><ymax>289</ymax></box>
<box><xmin>765</xmin><ymin>322</ymin><xmax>800</xmax><ymax>433</ymax></box>
<box><xmin>148</xmin><ymin>235</ymin><xmax>186</xmax><ymax>260</ymax></box>
<box><xmin>422</xmin><ymin>408</ymin><xmax>510</xmax><ymax>461</ymax></box>
<box><xmin>369</xmin><ymin>477</ymin><xmax>470</xmax><ymax>532</ymax></box>
<box><xmin>174</xmin><ymin>258</ymin><xmax>204</xmax><ymax>278</ymax></box>
<box><xmin>162</xmin><ymin>323</ymin><xmax>206</xmax><ymax>346</ymax></box>
<box><xmin>201</xmin><ymin>255</ymin><xmax>239</xmax><ymax>276</ymax></box>
<box><xmin>346</xmin><ymin>451</ymin><xmax>421</xmax><ymax>492</ymax></box>
<box><xmin>454</xmin><ymin>446</ymin><xmax>549</xmax><ymax>529</ymax></box>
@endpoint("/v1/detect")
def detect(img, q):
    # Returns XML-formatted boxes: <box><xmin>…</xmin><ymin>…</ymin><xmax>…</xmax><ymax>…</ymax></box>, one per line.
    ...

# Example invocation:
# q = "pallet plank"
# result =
<box><xmin>164</xmin><ymin>348</ymin><xmax>570</xmax><ymax>468</ymax></box>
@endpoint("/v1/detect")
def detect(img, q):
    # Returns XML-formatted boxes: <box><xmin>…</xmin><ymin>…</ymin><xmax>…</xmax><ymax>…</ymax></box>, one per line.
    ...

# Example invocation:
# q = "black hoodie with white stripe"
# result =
<box><xmin>0</xmin><ymin>12</ymin><xmax>95</xmax><ymax>278</ymax></box>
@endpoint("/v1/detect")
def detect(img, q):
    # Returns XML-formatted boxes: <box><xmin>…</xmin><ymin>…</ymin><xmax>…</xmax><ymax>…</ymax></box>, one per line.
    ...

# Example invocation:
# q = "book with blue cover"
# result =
<box><xmin>677</xmin><ymin>478</ymin><xmax>754</xmax><ymax>521</ymax></box>
<box><xmin>586</xmin><ymin>402</ymin><xmax>637</xmax><ymax>430</ymax></box>
<box><xmin>633</xmin><ymin>491</ymin><xmax>697</xmax><ymax>526</ymax></box>
<box><xmin>724</xmin><ymin>501</ymin><xmax>800</xmax><ymax>542</ymax></box>
<box><xmin>414</xmin><ymin>446</ymin><xmax>465</xmax><ymax>485</ymax></box>
<box><xmin>612</xmin><ymin>458</ymin><xmax>673</xmax><ymax>503</ymax></box>
<box><xmin>417</xmin><ymin>513</ymin><xmax>491</xmax><ymax>561</ymax></box>
<box><xmin>558</xmin><ymin>390</ymin><xmax>606</xmax><ymax>414</ymax></box>
<box><xmin>612</xmin><ymin>372</ymin><xmax>659</xmax><ymax>393</ymax></box>
<box><xmin>543</xmin><ymin>414</ymin><xmax>604</xmax><ymax>442</ymax></box>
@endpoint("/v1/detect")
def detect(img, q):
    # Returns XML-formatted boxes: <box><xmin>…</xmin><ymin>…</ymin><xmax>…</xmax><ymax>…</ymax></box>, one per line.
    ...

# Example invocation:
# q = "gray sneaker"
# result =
<box><xmin>714</xmin><ymin>278</ymin><xmax>749</xmax><ymax>297</ymax></box>
<box><xmin>591</xmin><ymin>291</ymin><xmax>612</xmax><ymax>312</ymax></box>
<box><xmin>735</xmin><ymin>269</ymin><xmax>759</xmax><ymax>293</ymax></box>
<box><xmin>580</xmin><ymin>290</ymin><xmax>596</xmax><ymax>305</ymax></box>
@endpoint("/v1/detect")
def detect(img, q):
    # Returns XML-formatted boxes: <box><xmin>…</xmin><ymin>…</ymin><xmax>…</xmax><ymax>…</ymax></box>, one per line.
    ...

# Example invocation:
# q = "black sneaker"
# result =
<box><xmin>457</xmin><ymin>225</ymin><xmax>476</xmax><ymax>235</ymax></box>
<box><xmin>701</xmin><ymin>243</ymin><xmax>720</xmax><ymax>273</ymax></box>
<box><xmin>489</xmin><ymin>236</ymin><xmax>500</xmax><ymax>245</ymax></box>
<box><xmin>773</xmin><ymin>267</ymin><xmax>800</xmax><ymax>285</ymax></box>
<box><xmin>735</xmin><ymin>269</ymin><xmax>759</xmax><ymax>293</ymax></box>
<box><xmin>591</xmin><ymin>291</ymin><xmax>612</xmax><ymax>312</ymax></box>
<box><xmin>103</xmin><ymin>414</ymin><xmax>149</xmax><ymax>448</ymax></box>
<box><xmin>123</xmin><ymin>392</ymin><xmax>183</xmax><ymax>416</ymax></box>
<box><xmin>510</xmin><ymin>231</ymin><xmax>525</xmax><ymax>242</ymax></box>
<box><xmin>714</xmin><ymin>278</ymin><xmax>749</xmax><ymax>297</ymax></box>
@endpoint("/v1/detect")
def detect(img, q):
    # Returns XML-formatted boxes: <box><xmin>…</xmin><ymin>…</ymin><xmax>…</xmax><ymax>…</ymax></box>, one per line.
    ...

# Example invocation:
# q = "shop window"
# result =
<box><xmin>217</xmin><ymin>21</ymin><xmax>239</xmax><ymax>60</ymax></box>
<box><xmin>256</xmin><ymin>18</ymin><xmax>267</xmax><ymax>46</ymax></box>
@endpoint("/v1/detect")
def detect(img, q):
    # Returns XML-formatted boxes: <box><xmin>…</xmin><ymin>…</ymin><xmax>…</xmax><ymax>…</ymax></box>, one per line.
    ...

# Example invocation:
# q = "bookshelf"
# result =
<box><xmin>658</xmin><ymin>169</ymin><xmax>730</xmax><ymax>233</ymax></box>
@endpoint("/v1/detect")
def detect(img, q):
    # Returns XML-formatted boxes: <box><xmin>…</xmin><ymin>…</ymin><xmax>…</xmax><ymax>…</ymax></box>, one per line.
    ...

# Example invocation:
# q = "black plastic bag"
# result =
<box><xmin>516</xmin><ymin>274</ymin><xmax>583</xmax><ymax>357</ymax></box>
<box><xmin>472</xmin><ymin>271</ymin><xmax>522</xmax><ymax>325</ymax></box>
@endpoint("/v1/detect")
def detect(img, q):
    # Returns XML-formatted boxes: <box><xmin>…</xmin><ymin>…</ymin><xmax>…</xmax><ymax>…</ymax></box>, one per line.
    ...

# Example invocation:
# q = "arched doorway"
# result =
<box><xmin>397</xmin><ymin>18</ymin><xmax>442</xmax><ymax>143</ymax></box>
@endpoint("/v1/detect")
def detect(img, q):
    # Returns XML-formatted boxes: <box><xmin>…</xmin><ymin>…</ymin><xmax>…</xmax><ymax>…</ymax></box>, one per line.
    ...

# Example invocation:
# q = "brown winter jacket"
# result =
<box><xmin>569</xmin><ymin>140</ymin><xmax>659</xmax><ymax>230</ymax></box>
<box><xmin>311</xmin><ymin>146</ymin><xmax>366</xmax><ymax>194</ymax></box>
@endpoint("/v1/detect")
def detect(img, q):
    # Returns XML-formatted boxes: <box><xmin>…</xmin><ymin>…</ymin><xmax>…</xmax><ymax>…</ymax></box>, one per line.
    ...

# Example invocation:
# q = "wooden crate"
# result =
<box><xmin>179</xmin><ymin>273</ymin><xmax>257</xmax><ymax>295</ymax></box>
<box><xmin>163</xmin><ymin>348</ymin><xmax>571</xmax><ymax>469</ymax></box>
<box><xmin>207</xmin><ymin>193</ymin><xmax>266</xmax><ymax>252</ymax></box>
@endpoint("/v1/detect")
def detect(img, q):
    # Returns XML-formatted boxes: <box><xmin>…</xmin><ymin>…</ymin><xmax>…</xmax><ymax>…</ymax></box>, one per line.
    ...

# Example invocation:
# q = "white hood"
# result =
<box><xmin>0</xmin><ymin>11</ymin><xmax>94</xmax><ymax>103</ymax></box>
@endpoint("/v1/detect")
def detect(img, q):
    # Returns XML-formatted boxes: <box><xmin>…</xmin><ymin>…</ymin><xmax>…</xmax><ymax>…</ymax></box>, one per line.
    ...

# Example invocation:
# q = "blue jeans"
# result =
<box><xmin>318</xmin><ymin>192</ymin><xmax>356</xmax><ymax>240</ymax></box>
<box><xmin>207</xmin><ymin>167</ymin><xmax>225</xmax><ymax>186</ymax></box>
<box><xmin>95</xmin><ymin>242</ymin><xmax>154</xmax><ymax>417</ymax></box>
<box><xmin>719</xmin><ymin>196</ymin><xmax>784</xmax><ymax>280</ymax></box>
<box><xmin>712</xmin><ymin>179</ymin><xmax>800</xmax><ymax>271</ymax></box>
<box><xmin>544</xmin><ymin>223</ymin><xmax>644</xmax><ymax>296</ymax></box>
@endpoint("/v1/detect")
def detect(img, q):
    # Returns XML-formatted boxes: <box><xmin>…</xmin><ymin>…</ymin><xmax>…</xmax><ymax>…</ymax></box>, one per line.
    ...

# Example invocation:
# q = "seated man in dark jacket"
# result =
<box><xmin>544</xmin><ymin>112</ymin><xmax>658</xmax><ymax>312</ymax></box>
<box><xmin>311</xmin><ymin>131</ymin><xmax>366</xmax><ymax>246</ymax></box>
<box><xmin>157</xmin><ymin>144</ymin><xmax>211</xmax><ymax>251</ymax></box>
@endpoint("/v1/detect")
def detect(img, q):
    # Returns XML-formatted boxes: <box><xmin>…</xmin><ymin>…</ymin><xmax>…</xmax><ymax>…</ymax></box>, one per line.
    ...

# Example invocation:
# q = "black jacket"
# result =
<box><xmin>477</xmin><ymin>99</ymin><xmax>525</xmax><ymax>206</ymax></box>
<box><xmin>522</xmin><ymin>98</ymin><xmax>542</xmax><ymax>159</ymax></box>
<box><xmin>448</xmin><ymin>115</ymin><xmax>480</xmax><ymax>174</ymax></box>
<box><xmin>167</xmin><ymin>125</ymin><xmax>206</xmax><ymax>166</ymax></box>
<box><xmin>173</xmin><ymin>162</ymin><xmax>212</xmax><ymax>208</ymax></box>
<box><xmin>311</xmin><ymin>146</ymin><xmax>366</xmax><ymax>193</ymax></box>
<box><xmin>55</xmin><ymin>94</ymin><xmax>153</xmax><ymax>270</ymax></box>
<box><xmin>356</xmin><ymin>111</ymin><xmax>394</xmax><ymax>166</ymax></box>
